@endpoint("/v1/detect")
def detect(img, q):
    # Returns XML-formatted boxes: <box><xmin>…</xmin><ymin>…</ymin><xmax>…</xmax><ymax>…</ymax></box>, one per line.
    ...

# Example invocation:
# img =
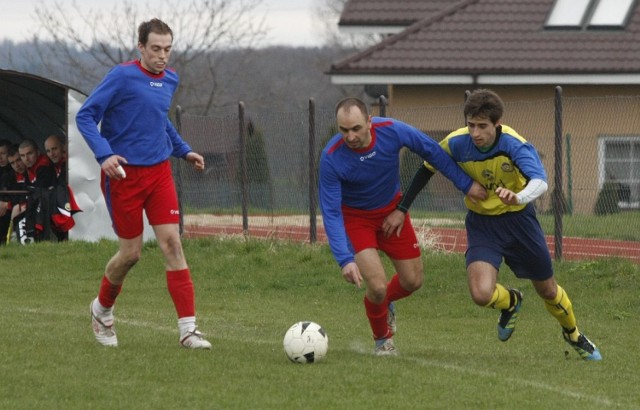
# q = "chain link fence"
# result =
<box><xmin>174</xmin><ymin>91</ymin><xmax>640</xmax><ymax>261</ymax></box>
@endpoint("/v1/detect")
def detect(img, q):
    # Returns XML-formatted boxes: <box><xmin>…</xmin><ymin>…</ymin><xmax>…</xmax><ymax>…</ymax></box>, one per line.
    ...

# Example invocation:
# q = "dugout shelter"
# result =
<box><xmin>0</xmin><ymin>69</ymin><xmax>154</xmax><ymax>242</ymax></box>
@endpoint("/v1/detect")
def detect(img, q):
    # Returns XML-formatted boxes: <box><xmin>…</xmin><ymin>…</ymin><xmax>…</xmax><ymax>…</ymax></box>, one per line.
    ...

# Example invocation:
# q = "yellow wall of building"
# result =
<box><xmin>387</xmin><ymin>84</ymin><xmax>640</xmax><ymax>214</ymax></box>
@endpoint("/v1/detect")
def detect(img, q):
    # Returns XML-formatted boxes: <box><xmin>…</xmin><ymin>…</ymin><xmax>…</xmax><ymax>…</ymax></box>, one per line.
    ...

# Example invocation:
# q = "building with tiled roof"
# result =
<box><xmin>329</xmin><ymin>0</ymin><xmax>640</xmax><ymax>215</ymax></box>
<box><xmin>332</xmin><ymin>0</ymin><xmax>640</xmax><ymax>84</ymax></box>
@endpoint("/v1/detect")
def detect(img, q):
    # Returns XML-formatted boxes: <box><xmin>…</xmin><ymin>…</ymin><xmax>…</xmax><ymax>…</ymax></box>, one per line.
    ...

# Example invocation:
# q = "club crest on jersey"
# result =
<box><xmin>501</xmin><ymin>162</ymin><xmax>515</xmax><ymax>172</ymax></box>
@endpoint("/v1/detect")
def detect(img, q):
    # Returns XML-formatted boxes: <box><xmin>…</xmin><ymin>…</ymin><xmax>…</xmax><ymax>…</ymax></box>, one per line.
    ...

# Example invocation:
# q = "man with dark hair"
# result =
<box><xmin>390</xmin><ymin>89</ymin><xmax>601</xmax><ymax>361</ymax></box>
<box><xmin>77</xmin><ymin>18</ymin><xmax>210</xmax><ymax>349</ymax></box>
<box><xmin>19</xmin><ymin>139</ymin><xmax>56</xmax><ymax>190</ymax></box>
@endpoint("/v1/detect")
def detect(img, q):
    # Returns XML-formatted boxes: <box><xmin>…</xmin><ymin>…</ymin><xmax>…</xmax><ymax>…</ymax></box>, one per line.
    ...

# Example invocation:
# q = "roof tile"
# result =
<box><xmin>331</xmin><ymin>0</ymin><xmax>640</xmax><ymax>75</ymax></box>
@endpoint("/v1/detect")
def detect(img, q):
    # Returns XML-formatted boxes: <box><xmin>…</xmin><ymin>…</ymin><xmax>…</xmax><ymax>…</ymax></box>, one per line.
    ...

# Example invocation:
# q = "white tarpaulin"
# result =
<box><xmin>1</xmin><ymin>69</ymin><xmax>154</xmax><ymax>242</ymax></box>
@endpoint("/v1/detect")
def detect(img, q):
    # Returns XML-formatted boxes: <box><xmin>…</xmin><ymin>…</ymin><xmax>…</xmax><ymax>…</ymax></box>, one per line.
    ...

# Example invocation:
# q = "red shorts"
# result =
<box><xmin>101</xmin><ymin>160</ymin><xmax>180</xmax><ymax>239</ymax></box>
<box><xmin>342</xmin><ymin>196</ymin><xmax>420</xmax><ymax>260</ymax></box>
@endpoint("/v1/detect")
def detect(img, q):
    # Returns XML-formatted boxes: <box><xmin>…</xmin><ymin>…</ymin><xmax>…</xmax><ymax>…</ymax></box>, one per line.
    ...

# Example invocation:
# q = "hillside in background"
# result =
<box><xmin>0</xmin><ymin>40</ymin><xmax>368</xmax><ymax>115</ymax></box>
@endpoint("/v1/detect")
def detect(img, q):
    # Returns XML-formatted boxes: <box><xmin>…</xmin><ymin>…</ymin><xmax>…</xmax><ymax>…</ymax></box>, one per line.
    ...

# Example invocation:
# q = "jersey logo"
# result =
<box><xmin>360</xmin><ymin>151</ymin><xmax>377</xmax><ymax>161</ymax></box>
<box><xmin>501</xmin><ymin>162</ymin><xmax>515</xmax><ymax>172</ymax></box>
<box><xmin>481</xmin><ymin>169</ymin><xmax>494</xmax><ymax>181</ymax></box>
<box><xmin>149</xmin><ymin>81</ymin><xmax>163</xmax><ymax>87</ymax></box>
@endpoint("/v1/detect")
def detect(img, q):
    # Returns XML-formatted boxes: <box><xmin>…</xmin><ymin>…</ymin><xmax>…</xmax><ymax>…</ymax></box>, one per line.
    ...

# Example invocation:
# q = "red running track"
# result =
<box><xmin>184</xmin><ymin>225</ymin><xmax>640</xmax><ymax>264</ymax></box>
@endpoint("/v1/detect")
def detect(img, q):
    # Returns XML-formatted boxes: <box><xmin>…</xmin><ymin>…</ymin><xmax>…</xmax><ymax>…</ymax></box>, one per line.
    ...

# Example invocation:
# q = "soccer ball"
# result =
<box><xmin>283</xmin><ymin>321</ymin><xmax>328</xmax><ymax>363</ymax></box>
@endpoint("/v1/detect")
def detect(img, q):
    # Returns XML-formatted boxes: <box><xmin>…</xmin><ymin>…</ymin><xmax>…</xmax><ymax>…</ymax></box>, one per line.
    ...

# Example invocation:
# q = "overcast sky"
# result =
<box><xmin>1</xmin><ymin>0</ymin><xmax>327</xmax><ymax>47</ymax></box>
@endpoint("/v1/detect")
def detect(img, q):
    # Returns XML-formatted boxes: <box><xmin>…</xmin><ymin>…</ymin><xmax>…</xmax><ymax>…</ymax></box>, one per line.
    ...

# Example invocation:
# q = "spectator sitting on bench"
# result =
<box><xmin>17</xmin><ymin>139</ymin><xmax>56</xmax><ymax>242</ymax></box>
<box><xmin>0</xmin><ymin>139</ymin><xmax>14</xmax><ymax>245</ymax></box>
<box><xmin>45</xmin><ymin>134</ymin><xmax>67</xmax><ymax>182</ymax></box>
<box><xmin>3</xmin><ymin>146</ymin><xmax>28</xmax><ymax>243</ymax></box>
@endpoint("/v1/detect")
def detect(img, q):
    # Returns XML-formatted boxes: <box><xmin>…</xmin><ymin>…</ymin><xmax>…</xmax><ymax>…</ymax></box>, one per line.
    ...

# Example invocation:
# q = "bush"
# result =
<box><xmin>594</xmin><ymin>182</ymin><xmax>621</xmax><ymax>215</ymax></box>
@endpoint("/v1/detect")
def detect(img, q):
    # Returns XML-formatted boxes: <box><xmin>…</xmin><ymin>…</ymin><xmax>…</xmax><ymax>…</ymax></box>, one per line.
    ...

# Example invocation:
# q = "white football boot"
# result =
<box><xmin>180</xmin><ymin>328</ymin><xmax>212</xmax><ymax>349</ymax></box>
<box><xmin>90</xmin><ymin>299</ymin><xmax>118</xmax><ymax>347</ymax></box>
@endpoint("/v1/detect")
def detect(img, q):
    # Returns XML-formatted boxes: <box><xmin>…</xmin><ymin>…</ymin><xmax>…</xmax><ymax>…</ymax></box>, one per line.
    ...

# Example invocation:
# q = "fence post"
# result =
<box><xmin>464</xmin><ymin>90</ymin><xmax>471</xmax><ymax>124</ymax></box>
<box><xmin>239</xmin><ymin>101</ymin><xmax>249</xmax><ymax>236</ymax></box>
<box><xmin>378</xmin><ymin>95</ymin><xmax>387</xmax><ymax>117</ymax></box>
<box><xmin>175</xmin><ymin>105</ymin><xmax>185</xmax><ymax>236</ymax></box>
<box><xmin>553</xmin><ymin>86</ymin><xmax>564</xmax><ymax>261</ymax></box>
<box><xmin>308</xmin><ymin>98</ymin><xmax>317</xmax><ymax>243</ymax></box>
<box><xmin>566</xmin><ymin>133</ymin><xmax>573</xmax><ymax>215</ymax></box>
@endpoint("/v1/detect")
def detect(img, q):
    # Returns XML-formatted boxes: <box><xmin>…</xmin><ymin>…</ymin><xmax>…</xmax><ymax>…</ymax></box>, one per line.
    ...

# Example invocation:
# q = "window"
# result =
<box><xmin>599</xmin><ymin>137</ymin><xmax>640</xmax><ymax>208</ymax></box>
<box><xmin>547</xmin><ymin>0</ymin><xmax>591</xmax><ymax>27</ymax></box>
<box><xmin>589</xmin><ymin>0</ymin><xmax>635</xmax><ymax>27</ymax></box>
<box><xmin>546</xmin><ymin>0</ymin><xmax>635</xmax><ymax>29</ymax></box>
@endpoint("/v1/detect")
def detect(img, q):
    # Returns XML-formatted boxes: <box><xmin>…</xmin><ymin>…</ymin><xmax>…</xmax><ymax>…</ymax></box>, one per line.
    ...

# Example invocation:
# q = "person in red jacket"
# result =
<box><xmin>44</xmin><ymin>134</ymin><xmax>67</xmax><ymax>182</ymax></box>
<box><xmin>44</xmin><ymin>134</ymin><xmax>79</xmax><ymax>241</ymax></box>
<box><xmin>19</xmin><ymin>139</ymin><xmax>56</xmax><ymax>189</ymax></box>
<box><xmin>3</xmin><ymin>146</ymin><xmax>29</xmax><ymax>243</ymax></box>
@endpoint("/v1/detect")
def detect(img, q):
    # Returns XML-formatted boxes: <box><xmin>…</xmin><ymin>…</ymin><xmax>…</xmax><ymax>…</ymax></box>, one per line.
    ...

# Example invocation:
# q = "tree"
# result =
<box><xmin>313</xmin><ymin>0</ymin><xmax>385</xmax><ymax>50</ymax></box>
<box><xmin>240</xmin><ymin>120</ymin><xmax>273</xmax><ymax>210</ymax></box>
<box><xmin>594</xmin><ymin>182</ymin><xmax>621</xmax><ymax>215</ymax></box>
<box><xmin>30</xmin><ymin>0</ymin><xmax>268</xmax><ymax>115</ymax></box>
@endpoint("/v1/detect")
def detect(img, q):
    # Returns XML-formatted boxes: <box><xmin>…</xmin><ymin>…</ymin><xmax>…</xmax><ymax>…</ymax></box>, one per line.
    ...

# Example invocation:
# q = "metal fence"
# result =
<box><xmin>174</xmin><ymin>89</ymin><xmax>640</xmax><ymax>261</ymax></box>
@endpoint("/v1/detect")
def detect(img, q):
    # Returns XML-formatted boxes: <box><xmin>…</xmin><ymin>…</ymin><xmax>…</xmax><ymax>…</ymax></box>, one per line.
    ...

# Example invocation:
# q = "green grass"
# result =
<box><xmin>1</xmin><ymin>238</ymin><xmax>639</xmax><ymax>409</ymax></box>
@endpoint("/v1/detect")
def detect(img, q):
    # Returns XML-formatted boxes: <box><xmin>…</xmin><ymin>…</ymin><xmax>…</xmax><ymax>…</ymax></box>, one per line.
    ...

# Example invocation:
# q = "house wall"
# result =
<box><xmin>388</xmin><ymin>84</ymin><xmax>640</xmax><ymax>214</ymax></box>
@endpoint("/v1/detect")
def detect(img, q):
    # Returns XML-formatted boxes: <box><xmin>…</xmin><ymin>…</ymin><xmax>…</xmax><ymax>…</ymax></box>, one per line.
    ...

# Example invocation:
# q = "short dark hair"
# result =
<box><xmin>138</xmin><ymin>18</ymin><xmax>173</xmax><ymax>46</ymax></box>
<box><xmin>335</xmin><ymin>97</ymin><xmax>369</xmax><ymax>118</ymax></box>
<box><xmin>464</xmin><ymin>89</ymin><xmax>504</xmax><ymax>124</ymax></box>
<box><xmin>0</xmin><ymin>139</ymin><xmax>12</xmax><ymax>149</ymax></box>
<box><xmin>7</xmin><ymin>144</ymin><xmax>19</xmax><ymax>157</ymax></box>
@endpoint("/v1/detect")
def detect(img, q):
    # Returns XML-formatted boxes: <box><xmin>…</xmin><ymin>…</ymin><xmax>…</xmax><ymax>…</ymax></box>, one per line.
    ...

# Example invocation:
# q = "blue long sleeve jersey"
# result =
<box><xmin>319</xmin><ymin>117</ymin><xmax>474</xmax><ymax>267</ymax></box>
<box><xmin>76</xmin><ymin>60</ymin><xmax>192</xmax><ymax>165</ymax></box>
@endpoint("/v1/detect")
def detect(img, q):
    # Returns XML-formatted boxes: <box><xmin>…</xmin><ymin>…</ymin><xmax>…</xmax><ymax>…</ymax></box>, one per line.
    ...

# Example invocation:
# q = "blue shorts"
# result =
<box><xmin>465</xmin><ymin>204</ymin><xmax>553</xmax><ymax>280</ymax></box>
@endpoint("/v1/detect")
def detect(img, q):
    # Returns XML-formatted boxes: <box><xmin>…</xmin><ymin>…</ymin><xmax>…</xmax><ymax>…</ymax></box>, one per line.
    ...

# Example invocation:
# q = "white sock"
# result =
<box><xmin>92</xmin><ymin>297</ymin><xmax>113</xmax><ymax>317</ymax></box>
<box><xmin>178</xmin><ymin>316</ymin><xmax>196</xmax><ymax>337</ymax></box>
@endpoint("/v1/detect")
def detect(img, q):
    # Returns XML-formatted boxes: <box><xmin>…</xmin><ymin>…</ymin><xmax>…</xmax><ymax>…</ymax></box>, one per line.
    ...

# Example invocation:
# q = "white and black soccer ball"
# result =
<box><xmin>283</xmin><ymin>321</ymin><xmax>328</xmax><ymax>363</ymax></box>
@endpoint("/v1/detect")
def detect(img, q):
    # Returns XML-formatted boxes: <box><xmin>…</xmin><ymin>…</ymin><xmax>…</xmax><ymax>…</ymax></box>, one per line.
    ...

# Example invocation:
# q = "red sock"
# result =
<box><xmin>385</xmin><ymin>273</ymin><xmax>413</xmax><ymax>303</ymax></box>
<box><xmin>166</xmin><ymin>269</ymin><xmax>195</xmax><ymax>318</ymax></box>
<box><xmin>98</xmin><ymin>276</ymin><xmax>122</xmax><ymax>308</ymax></box>
<box><xmin>364</xmin><ymin>296</ymin><xmax>392</xmax><ymax>340</ymax></box>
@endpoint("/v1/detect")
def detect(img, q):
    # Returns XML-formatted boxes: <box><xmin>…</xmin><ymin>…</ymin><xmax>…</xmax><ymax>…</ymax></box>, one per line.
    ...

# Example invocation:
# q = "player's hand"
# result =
<box><xmin>341</xmin><ymin>262</ymin><xmax>363</xmax><ymax>288</ymax></box>
<box><xmin>382</xmin><ymin>209</ymin><xmax>405</xmax><ymax>238</ymax></box>
<box><xmin>101</xmin><ymin>155</ymin><xmax>128</xmax><ymax>180</ymax></box>
<box><xmin>495</xmin><ymin>187</ymin><xmax>519</xmax><ymax>205</ymax></box>
<box><xmin>185</xmin><ymin>152</ymin><xmax>205</xmax><ymax>171</ymax></box>
<box><xmin>0</xmin><ymin>201</ymin><xmax>8</xmax><ymax>217</ymax></box>
<box><xmin>466</xmin><ymin>181</ymin><xmax>487</xmax><ymax>204</ymax></box>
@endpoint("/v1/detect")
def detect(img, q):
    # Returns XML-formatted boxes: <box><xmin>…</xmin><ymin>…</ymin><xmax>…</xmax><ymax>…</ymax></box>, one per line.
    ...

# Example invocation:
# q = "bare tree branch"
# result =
<box><xmin>312</xmin><ymin>0</ymin><xmax>383</xmax><ymax>50</ymax></box>
<box><xmin>28</xmin><ymin>0</ymin><xmax>267</xmax><ymax>114</ymax></box>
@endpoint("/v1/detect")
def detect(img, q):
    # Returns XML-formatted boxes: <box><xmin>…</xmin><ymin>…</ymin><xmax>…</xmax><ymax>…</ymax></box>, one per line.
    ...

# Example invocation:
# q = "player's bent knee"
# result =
<box><xmin>368</xmin><ymin>283</ymin><xmax>387</xmax><ymax>302</ymax></box>
<box><xmin>470</xmin><ymin>290</ymin><xmax>492</xmax><ymax>307</ymax></box>
<box><xmin>122</xmin><ymin>252</ymin><xmax>141</xmax><ymax>267</ymax></box>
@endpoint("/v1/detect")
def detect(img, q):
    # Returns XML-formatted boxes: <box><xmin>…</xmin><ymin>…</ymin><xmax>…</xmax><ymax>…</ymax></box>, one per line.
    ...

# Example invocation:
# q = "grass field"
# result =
<box><xmin>1</xmin><ymin>238</ymin><xmax>639</xmax><ymax>409</ymax></box>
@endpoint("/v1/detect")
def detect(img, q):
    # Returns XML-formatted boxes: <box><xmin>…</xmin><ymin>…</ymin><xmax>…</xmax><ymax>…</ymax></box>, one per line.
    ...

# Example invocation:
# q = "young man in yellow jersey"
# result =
<box><xmin>384</xmin><ymin>89</ymin><xmax>601</xmax><ymax>361</ymax></box>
